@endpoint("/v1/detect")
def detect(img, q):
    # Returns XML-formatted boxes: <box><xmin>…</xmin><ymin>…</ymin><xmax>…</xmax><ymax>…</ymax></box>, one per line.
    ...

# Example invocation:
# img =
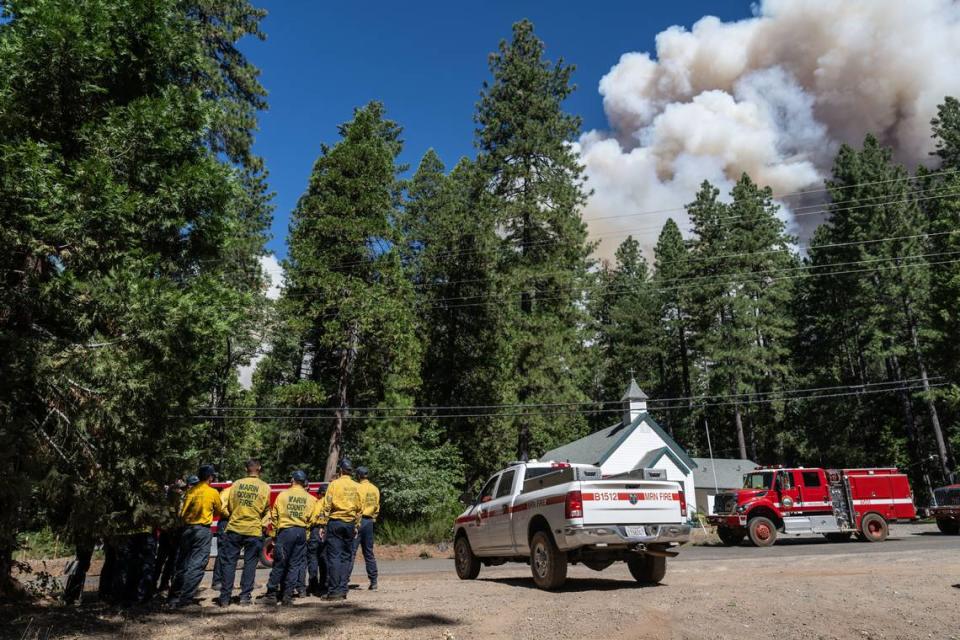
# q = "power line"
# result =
<box><xmin>199</xmin><ymin>378</ymin><xmax>939</xmax><ymax>414</ymax></box>
<box><xmin>431</xmin><ymin>255</ymin><xmax>960</xmax><ymax>310</ymax></box>
<box><xmin>203</xmin><ymin>181</ymin><xmax>960</xmax><ymax>279</ymax></box>
<box><xmin>189</xmin><ymin>382</ymin><xmax>946</xmax><ymax>421</ymax></box>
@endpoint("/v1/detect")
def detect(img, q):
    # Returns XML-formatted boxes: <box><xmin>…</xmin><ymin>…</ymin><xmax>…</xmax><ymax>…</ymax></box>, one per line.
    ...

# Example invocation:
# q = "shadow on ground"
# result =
<box><xmin>1</xmin><ymin>599</ymin><xmax>462</xmax><ymax>640</ymax></box>
<box><xmin>480</xmin><ymin>576</ymin><xmax>660</xmax><ymax>592</ymax></box>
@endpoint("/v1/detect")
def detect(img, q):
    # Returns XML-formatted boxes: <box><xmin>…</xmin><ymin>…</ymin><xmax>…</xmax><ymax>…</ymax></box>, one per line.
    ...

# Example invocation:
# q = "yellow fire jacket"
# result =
<box><xmin>180</xmin><ymin>482</ymin><xmax>222</xmax><ymax>526</ymax></box>
<box><xmin>225</xmin><ymin>476</ymin><xmax>271</xmax><ymax>537</ymax></box>
<box><xmin>320</xmin><ymin>475</ymin><xmax>362</xmax><ymax>526</ymax></box>
<box><xmin>271</xmin><ymin>485</ymin><xmax>319</xmax><ymax>532</ymax></box>
<box><xmin>357</xmin><ymin>479</ymin><xmax>380</xmax><ymax>520</ymax></box>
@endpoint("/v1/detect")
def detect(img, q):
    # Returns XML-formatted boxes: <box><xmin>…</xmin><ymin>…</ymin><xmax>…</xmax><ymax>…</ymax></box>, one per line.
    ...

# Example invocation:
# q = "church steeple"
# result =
<box><xmin>621</xmin><ymin>376</ymin><xmax>648</xmax><ymax>425</ymax></box>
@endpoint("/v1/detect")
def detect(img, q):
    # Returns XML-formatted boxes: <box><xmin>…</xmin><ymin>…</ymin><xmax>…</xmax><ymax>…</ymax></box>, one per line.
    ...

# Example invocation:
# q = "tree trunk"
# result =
<box><xmin>0</xmin><ymin>546</ymin><xmax>26</xmax><ymax>601</ymax></box>
<box><xmin>678</xmin><ymin>318</ymin><xmax>692</xmax><ymax>401</ymax></box>
<box><xmin>904</xmin><ymin>300</ymin><xmax>953</xmax><ymax>481</ymax></box>
<box><xmin>734</xmin><ymin>402</ymin><xmax>747</xmax><ymax>460</ymax></box>
<box><xmin>324</xmin><ymin>322</ymin><xmax>358</xmax><ymax>481</ymax></box>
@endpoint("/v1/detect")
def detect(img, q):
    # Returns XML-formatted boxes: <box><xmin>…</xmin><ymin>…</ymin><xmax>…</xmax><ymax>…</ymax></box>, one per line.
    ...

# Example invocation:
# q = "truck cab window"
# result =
<box><xmin>476</xmin><ymin>475</ymin><xmax>498</xmax><ymax>504</ymax></box>
<box><xmin>743</xmin><ymin>472</ymin><xmax>773</xmax><ymax>489</ymax></box>
<box><xmin>801</xmin><ymin>471</ymin><xmax>821</xmax><ymax>487</ymax></box>
<box><xmin>776</xmin><ymin>471</ymin><xmax>794</xmax><ymax>490</ymax></box>
<box><xmin>495</xmin><ymin>470</ymin><xmax>516</xmax><ymax>499</ymax></box>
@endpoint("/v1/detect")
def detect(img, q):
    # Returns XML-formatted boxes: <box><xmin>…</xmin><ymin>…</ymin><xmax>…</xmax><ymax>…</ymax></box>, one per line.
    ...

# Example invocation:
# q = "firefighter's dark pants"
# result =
<box><xmin>153</xmin><ymin>528</ymin><xmax>181</xmax><ymax>595</ymax></box>
<box><xmin>168</xmin><ymin>524</ymin><xmax>212</xmax><ymax>606</ymax></box>
<box><xmin>352</xmin><ymin>517</ymin><xmax>378</xmax><ymax>585</ymax></box>
<box><xmin>324</xmin><ymin>519</ymin><xmax>354</xmax><ymax>596</ymax></box>
<box><xmin>125</xmin><ymin>531</ymin><xmax>158</xmax><ymax>603</ymax></box>
<box><xmin>266</xmin><ymin>527</ymin><xmax>305</xmax><ymax>597</ymax></box>
<box><xmin>307</xmin><ymin>525</ymin><xmax>327</xmax><ymax>594</ymax></box>
<box><xmin>63</xmin><ymin>541</ymin><xmax>94</xmax><ymax>604</ymax></box>
<box><xmin>217</xmin><ymin>531</ymin><xmax>263</xmax><ymax>602</ymax></box>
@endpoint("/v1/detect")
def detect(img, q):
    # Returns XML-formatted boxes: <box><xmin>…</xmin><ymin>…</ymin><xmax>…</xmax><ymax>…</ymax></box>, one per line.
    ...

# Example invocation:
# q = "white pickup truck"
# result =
<box><xmin>452</xmin><ymin>460</ymin><xmax>691</xmax><ymax>590</ymax></box>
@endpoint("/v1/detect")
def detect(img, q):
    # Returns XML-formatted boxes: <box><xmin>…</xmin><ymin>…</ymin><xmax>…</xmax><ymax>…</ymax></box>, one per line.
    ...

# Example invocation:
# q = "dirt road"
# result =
<box><xmin>5</xmin><ymin>524</ymin><xmax>960</xmax><ymax>640</ymax></box>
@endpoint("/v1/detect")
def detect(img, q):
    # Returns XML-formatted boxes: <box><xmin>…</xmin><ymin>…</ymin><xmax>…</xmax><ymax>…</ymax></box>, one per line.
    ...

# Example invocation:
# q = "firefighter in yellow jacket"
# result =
<box><xmin>216</xmin><ymin>459</ymin><xmax>271</xmax><ymax>607</ymax></box>
<box><xmin>167</xmin><ymin>465</ymin><xmax>222</xmax><ymax>610</ymax></box>
<box><xmin>352</xmin><ymin>466</ymin><xmax>380</xmax><ymax>590</ymax></box>
<box><xmin>319</xmin><ymin>458</ymin><xmax>362</xmax><ymax>601</ymax></box>
<box><xmin>262</xmin><ymin>470</ymin><xmax>318</xmax><ymax>606</ymax></box>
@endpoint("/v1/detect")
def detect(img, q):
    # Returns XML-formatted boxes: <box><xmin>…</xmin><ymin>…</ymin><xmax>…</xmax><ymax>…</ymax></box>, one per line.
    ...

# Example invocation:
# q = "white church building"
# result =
<box><xmin>541</xmin><ymin>379</ymin><xmax>699</xmax><ymax>519</ymax></box>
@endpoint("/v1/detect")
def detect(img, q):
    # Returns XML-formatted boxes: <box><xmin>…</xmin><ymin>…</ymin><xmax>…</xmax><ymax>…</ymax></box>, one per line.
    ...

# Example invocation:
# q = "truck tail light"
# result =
<box><xmin>678</xmin><ymin>486</ymin><xmax>687</xmax><ymax>515</ymax></box>
<box><xmin>565</xmin><ymin>490</ymin><xmax>583</xmax><ymax>519</ymax></box>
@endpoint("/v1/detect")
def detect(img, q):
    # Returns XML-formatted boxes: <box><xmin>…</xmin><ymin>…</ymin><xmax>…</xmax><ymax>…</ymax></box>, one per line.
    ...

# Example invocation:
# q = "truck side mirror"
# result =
<box><xmin>480</xmin><ymin>495</ymin><xmax>493</xmax><ymax>504</ymax></box>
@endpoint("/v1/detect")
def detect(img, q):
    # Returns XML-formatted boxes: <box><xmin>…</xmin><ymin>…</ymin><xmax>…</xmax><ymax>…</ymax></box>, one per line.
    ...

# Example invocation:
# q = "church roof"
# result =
<box><xmin>541</xmin><ymin>412</ymin><xmax>697</xmax><ymax>471</ymax></box>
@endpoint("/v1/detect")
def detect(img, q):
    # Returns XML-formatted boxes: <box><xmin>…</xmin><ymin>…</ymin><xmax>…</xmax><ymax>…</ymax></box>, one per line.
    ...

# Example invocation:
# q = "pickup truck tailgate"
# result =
<box><xmin>579</xmin><ymin>480</ymin><xmax>682</xmax><ymax>525</ymax></box>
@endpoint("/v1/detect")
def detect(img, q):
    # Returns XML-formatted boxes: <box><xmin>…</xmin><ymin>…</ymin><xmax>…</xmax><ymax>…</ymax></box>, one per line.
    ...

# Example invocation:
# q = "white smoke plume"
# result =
<box><xmin>578</xmin><ymin>0</ymin><xmax>960</xmax><ymax>258</ymax></box>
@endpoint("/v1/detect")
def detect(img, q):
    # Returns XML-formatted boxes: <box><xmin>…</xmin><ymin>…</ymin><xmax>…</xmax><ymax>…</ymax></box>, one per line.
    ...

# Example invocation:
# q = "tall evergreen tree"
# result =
<box><xmin>405</xmin><ymin>152</ymin><xmax>507</xmax><ymax>483</ymax></box>
<box><xmin>653</xmin><ymin>219</ymin><xmax>696</xmax><ymax>441</ymax></box>
<box><xmin>475</xmin><ymin>19</ymin><xmax>594</xmax><ymax>459</ymax></box>
<box><xmin>809</xmin><ymin>135</ymin><xmax>952</xmax><ymax>481</ymax></box>
<box><xmin>687</xmin><ymin>177</ymin><xmax>796</xmax><ymax>460</ymax></box>
<box><xmin>594</xmin><ymin>237</ymin><xmax>661</xmax><ymax>423</ymax></box>
<box><xmin>280</xmin><ymin>102</ymin><xmax>422</xmax><ymax>481</ymax></box>
<box><xmin>0</xmin><ymin>0</ymin><xmax>270</xmax><ymax>594</ymax></box>
<box><xmin>924</xmin><ymin>99</ymin><xmax>960</xmax><ymax>471</ymax></box>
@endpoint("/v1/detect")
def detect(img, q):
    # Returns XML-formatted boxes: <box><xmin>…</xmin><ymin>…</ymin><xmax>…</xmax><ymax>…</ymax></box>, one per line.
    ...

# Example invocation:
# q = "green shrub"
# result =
<box><xmin>16</xmin><ymin>527</ymin><xmax>67</xmax><ymax>560</ymax></box>
<box><xmin>376</xmin><ymin>509</ymin><xmax>458</xmax><ymax>545</ymax></box>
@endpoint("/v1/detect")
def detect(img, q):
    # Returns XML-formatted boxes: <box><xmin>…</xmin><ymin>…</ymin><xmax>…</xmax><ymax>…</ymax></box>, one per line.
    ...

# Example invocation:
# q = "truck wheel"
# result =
<box><xmin>259</xmin><ymin>538</ymin><xmax>275</xmax><ymax>568</ymax></box>
<box><xmin>748</xmin><ymin>517</ymin><xmax>777</xmax><ymax>547</ymax></box>
<box><xmin>859</xmin><ymin>513</ymin><xmax>888</xmax><ymax>542</ymax></box>
<box><xmin>627</xmin><ymin>554</ymin><xmax>666</xmax><ymax>584</ymax></box>
<box><xmin>717</xmin><ymin>527</ymin><xmax>745</xmax><ymax>546</ymax></box>
<box><xmin>530</xmin><ymin>531</ymin><xmax>567</xmax><ymax>590</ymax></box>
<box><xmin>823</xmin><ymin>532</ymin><xmax>852</xmax><ymax>543</ymax></box>
<box><xmin>936</xmin><ymin>519</ymin><xmax>960</xmax><ymax>535</ymax></box>
<box><xmin>454</xmin><ymin>535</ymin><xmax>481</xmax><ymax>580</ymax></box>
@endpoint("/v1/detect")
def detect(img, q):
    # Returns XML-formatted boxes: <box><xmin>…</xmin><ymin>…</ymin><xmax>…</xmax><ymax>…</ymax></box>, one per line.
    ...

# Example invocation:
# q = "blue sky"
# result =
<box><xmin>242</xmin><ymin>1</ymin><xmax>754</xmax><ymax>258</ymax></box>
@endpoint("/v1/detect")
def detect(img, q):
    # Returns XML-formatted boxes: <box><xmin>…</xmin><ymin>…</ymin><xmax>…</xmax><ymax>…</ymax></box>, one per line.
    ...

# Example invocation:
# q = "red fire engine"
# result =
<box><xmin>707</xmin><ymin>466</ymin><xmax>916</xmax><ymax>547</ymax></box>
<box><xmin>931</xmin><ymin>484</ymin><xmax>960</xmax><ymax>535</ymax></box>
<box><xmin>210</xmin><ymin>481</ymin><xmax>328</xmax><ymax>567</ymax></box>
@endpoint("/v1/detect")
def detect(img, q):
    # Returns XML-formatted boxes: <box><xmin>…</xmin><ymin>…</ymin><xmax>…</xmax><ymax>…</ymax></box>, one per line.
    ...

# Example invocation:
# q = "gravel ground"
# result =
<box><xmin>4</xmin><ymin>524</ymin><xmax>960</xmax><ymax>640</ymax></box>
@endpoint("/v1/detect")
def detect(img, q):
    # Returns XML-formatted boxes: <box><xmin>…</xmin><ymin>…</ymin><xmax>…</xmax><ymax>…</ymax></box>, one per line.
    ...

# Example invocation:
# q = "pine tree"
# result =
<box><xmin>812</xmin><ymin>135</ymin><xmax>952</xmax><ymax>481</ymax></box>
<box><xmin>924</xmin><ymin>100</ymin><xmax>960</xmax><ymax>474</ymax></box>
<box><xmin>405</xmin><ymin>152</ymin><xmax>507</xmax><ymax>483</ymax></box>
<box><xmin>653</xmin><ymin>219</ymin><xmax>696</xmax><ymax>441</ymax></box>
<box><xmin>687</xmin><ymin>177</ymin><xmax>796</xmax><ymax>460</ymax></box>
<box><xmin>281</xmin><ymin>102</ymin><xmax>422</xmax><ymax>481</ymax></box>
<box><xmin>594</xmin><ymin>237</ymin><xmax>661</xmax><ymax>422</ymax></box>
<box><xmin>475</xmin><ymin>20</ymin><xmax>594</xmax><ymax>459</ymax></box>
<box><xmin>0</xmin><ymin>0</ymin><xmax>270</xmax><ymax>594</ymax></box>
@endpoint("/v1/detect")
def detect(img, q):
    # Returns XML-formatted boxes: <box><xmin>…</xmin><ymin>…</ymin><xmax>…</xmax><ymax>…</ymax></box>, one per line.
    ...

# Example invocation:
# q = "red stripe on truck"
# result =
<box><xmin>582</xmin><ymin>492</ymin><xmax>680</xmax><ymax>502</ymax></box>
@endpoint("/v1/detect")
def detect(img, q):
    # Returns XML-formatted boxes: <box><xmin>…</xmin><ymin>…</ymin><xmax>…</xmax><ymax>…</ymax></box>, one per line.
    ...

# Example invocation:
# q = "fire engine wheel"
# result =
<box><xmin>530</xmin><ymin>531</ymin><xmax>567</xmax><ymax>590</ymax></box>
<box><xmin>936</xmin><ymin>519</ymin><xmax>960</xmax><ymax>535</ymax></box>
<box><xmin>717</xmin><ymin>527</ymin><xmax>746</xmax><ymax>546</ymax></box>
<box><xmin>859</xmin><ymin>513</ymin><xmax>888</xmax><ymax>542</ymax></box>
<box><xmin>454</xmin><ymin>535</ymin><xmax>481</xmax><ymax>580</ymax></box>
<box><xmin>747</xmin><ymin>516</ymin><xmax>778</xmax><ymax>547</ymax></box>
<box><xmin>259</xmin><ymin>538</ymin><xmax>275</xmax><ymax>568</ymax></box>
<box><xmin>627</xmin><ymin>553</ymin><xmax>667</xmax><ymax>585</ymax></box>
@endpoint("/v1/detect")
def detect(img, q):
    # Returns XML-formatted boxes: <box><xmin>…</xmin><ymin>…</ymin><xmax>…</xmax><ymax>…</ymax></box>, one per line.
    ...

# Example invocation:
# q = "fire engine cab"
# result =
<box><xmin>707</xmin><ymin>466</ymin><xmax>916</xmax><ymax>547</ymax></box>
<box><xmin>210</xmin><ymin>481</ymin><xmax>328</xmax><ymax>567</ymax></box>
